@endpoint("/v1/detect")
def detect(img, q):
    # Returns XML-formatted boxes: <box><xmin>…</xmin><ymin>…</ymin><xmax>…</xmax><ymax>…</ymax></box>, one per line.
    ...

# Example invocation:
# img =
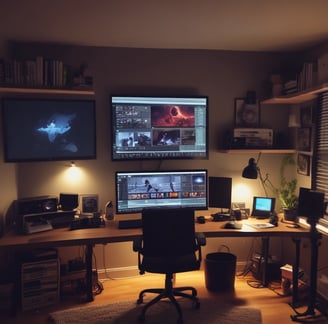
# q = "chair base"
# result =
<box><xmin>136</xmin><ymin>274</ymin><xmax>200</xmax><ymax>323</ymax></box>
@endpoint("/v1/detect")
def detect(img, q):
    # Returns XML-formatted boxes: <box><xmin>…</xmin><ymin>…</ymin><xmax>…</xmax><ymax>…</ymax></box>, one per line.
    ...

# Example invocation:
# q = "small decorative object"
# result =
<box><xmin>297</xmin><ymin>153</ymin><xmax>310</xmax><ymax>176</ymax></box>
<box><xmin>234</xmin><ymin>98</ymin><xmax>259</xmax><ymax>127</ymax></box>
<box><xmin>297</xmin><ymin>127</ymin><xmax>312</xmax><ymax>151</ymax></box>
<box><xmin>81</xmin><ymin>194</ymin><xmax>99</xmax><ymax>214</ymax></box>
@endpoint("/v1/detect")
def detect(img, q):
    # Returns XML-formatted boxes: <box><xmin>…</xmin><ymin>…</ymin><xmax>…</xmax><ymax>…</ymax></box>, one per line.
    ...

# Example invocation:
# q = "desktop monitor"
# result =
<box><xmin>115</xmin><ymin>169</ymin><xmax>208</xmax><ymax>214</ymax></box>
<box><xmin>251</xmin><ymin>196</ymin><xmax>275</xmax><ymax>218</ymax></box>
<box><xmin>208</xmin><ymin>176</ymin><xmax>232</xmax><ymax>209</ymax></box>
<box><xmin>111</xmin><ymin>96</ymin><xmax>208</xmax><ymax>161</ymax></box>
<box><xmin>298</xmin><ymin>187</ymin><xmax>325</xmax><ymax>221</ymax></box>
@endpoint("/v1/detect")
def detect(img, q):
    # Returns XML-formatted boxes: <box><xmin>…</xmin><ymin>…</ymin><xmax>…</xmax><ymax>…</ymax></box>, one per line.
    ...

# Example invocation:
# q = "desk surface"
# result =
<box><xmin>0</xmin><ymin>218</ymin><xmax>311</xmax><ymax>251</ymax></box>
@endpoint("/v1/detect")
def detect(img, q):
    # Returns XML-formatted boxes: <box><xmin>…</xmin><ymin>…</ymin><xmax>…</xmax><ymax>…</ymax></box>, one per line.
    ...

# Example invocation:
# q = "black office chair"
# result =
<box><xmin>133</xmin><ymin>208</ymin><xmax>206</xmax><ymax>323</ymax></box>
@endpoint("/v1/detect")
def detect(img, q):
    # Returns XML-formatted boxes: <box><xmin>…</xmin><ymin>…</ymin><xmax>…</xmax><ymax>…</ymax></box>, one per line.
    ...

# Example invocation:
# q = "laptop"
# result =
<box><xmin>251</xmin><ymin>196</ymin><xmax>275</xmax><ymax>219</ymax></box>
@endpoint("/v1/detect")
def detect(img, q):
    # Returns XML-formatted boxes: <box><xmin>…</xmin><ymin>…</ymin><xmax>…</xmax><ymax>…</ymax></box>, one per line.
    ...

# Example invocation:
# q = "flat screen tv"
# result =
<box><xmin>115</xmin><ymin>169</ymin><xmax>208</xmax><ymax>214</ymax></box>
<box><xmin>111</xmin><ymin>96</ymin><xmax>208</xmax><ymax>160</ymax></box>
<box><xmin>1</xmin><ymin>98</ymin><xmax>96</xmax><ymax>162</ymax></box>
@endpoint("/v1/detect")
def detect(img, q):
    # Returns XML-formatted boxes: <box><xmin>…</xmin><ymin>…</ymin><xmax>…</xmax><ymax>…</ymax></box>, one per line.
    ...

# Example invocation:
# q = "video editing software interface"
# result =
<box><xmin>116</xmin><ymin>170</ymin><xmax>208</xmax><ymax>214</ymax></box>
<box><xmin>111</xmin><ymin>96</ymin><xmax>208</xmax><ymax>160</ymax></box>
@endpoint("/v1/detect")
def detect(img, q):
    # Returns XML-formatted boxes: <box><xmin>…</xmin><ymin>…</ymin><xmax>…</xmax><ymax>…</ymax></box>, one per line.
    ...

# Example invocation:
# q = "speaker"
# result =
<box><xmin>209</xmin><ymin>177</ymin><xmax>232</xmax><ymax>209</ymax></box>
<box><xmin>298</xmin><ymin>187</ymin><xmax>325</xmax><ymax>220</ymax></box>
<box><xmin>59</xmin><ymin>193</ymin><xmax>79</xmax><ymax>211</ymax></box>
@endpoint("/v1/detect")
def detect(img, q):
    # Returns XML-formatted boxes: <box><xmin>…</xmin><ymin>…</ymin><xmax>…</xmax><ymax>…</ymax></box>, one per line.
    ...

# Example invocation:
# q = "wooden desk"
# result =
<box><xmin>0</xmin><ymin>219</ymin><xmax>310</xmax><ymax>303</ymax></box>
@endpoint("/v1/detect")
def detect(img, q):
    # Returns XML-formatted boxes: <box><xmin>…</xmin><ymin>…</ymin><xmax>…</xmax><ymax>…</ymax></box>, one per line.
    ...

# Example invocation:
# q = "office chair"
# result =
<box><xmin>133</xmin><ymin>208</ymin><xmax>206</xmax><ymax>323</ymax></box>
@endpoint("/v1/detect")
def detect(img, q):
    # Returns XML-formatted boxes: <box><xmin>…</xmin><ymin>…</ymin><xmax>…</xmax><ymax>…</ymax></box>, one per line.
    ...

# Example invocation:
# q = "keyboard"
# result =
<box><xmin>211</xmin><ymin>213</ymin><xmax>231</xmax><ymax>222</ymax></box>
<box><xmin>69</xmin><ymin>217</ymin><xmax>105</xmax><ymax>230</ymax></box>
<box><xmin>118</xmin><ymin>219</ymin><xmax>142</xmax><ymax>229</ymax></box>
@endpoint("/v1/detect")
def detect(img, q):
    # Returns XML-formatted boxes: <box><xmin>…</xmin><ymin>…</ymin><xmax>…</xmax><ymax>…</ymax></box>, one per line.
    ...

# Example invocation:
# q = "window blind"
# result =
<box><xmin>314</xmin><ymin>92</ymin><xmax>328</xmax><ymax>220</ymax></box>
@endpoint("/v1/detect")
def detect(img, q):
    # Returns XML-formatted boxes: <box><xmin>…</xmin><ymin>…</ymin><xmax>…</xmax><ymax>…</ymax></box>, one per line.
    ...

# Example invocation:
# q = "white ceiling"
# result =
<box><xmin>1</xmin><ymin>0</ymin><xmax>328</xmax><ymax>52</ymax></box>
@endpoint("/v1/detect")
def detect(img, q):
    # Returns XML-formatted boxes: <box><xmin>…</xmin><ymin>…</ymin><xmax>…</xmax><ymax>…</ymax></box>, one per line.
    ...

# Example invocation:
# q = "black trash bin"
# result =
<box><xmin>205</xmin><ymin>252</ymin><xmax>236</xmax><ymax>292</ymax></box>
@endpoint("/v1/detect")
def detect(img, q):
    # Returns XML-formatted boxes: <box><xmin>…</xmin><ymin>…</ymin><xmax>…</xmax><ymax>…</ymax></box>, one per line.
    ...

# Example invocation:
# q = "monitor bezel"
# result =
<box><xmin>111</xmin><ymin>95</ymin><xmax>209</xmax><ymax>161</ymax></box>
<box><xmin>115</xmin><ymin>169</ymin><xmax>208</xmax><ymax>214</ymax></box>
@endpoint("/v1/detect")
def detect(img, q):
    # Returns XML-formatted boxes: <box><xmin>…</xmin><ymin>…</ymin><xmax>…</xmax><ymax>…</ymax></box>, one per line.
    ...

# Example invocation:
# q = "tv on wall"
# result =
<box><xmin>1</xmin><ymin>98</ymin><xmax>96</xmax><ymax>162</ymax></box>
<box><xmin>115</xmin><ymin>169</ymin><xmax>208</xmax><ymax>214</ymax></box>
<box><xmin>111</xmin><ymin>96</ymin><xmax>208</xmax><ymax>161</ymax></box>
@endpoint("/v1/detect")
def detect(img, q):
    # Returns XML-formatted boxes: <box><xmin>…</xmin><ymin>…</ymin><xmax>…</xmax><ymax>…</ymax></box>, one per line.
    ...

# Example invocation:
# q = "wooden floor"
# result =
<box><xmin>1</xmin><ymin>270</ymin><xmax>328</xmax><ymax>324</ymax></box>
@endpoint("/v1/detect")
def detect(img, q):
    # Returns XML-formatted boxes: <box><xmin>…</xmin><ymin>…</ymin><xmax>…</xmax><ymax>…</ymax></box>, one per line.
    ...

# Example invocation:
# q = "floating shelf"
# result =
<box><xmin>0</xmin><ymin>87</ymin><xmax>95</xmax><ymax>95</ymax></box>
<box><xmin>217</xmin><ymin>149</ymin><xmax>296</xmax><ymax>154</ymax></box>
<box><xmin>261</xmin><ymin>83</ymin><xmax>328</xmax><ymax>104</ymax></box>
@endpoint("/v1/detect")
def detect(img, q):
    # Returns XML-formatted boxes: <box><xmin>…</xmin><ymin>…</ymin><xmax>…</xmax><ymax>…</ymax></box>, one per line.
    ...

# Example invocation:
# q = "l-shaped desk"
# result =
<box><xmin>0</xmin><ymin>218</ymin><xmax>312</xmax><ymax>307</ymax></box>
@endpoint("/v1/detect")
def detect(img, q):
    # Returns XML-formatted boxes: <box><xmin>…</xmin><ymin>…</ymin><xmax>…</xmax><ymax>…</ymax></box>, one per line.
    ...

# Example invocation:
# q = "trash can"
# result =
<box><xmin>205</xmin><ymin>252</ymin><xmax>236</xmax><ymax>292</ymax></box>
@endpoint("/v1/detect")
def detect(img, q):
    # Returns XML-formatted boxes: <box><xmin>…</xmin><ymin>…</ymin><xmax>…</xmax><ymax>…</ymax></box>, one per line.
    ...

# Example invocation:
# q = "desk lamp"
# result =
<box><xmin>241</xmin><ymin>154</ymin><xmax>275</xmax><ymax>197</ymax></box>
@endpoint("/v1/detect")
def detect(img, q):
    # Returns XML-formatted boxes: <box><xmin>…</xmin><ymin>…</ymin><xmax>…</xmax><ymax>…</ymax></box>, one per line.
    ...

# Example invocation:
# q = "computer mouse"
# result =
<box><xmin>224</xmin><ymin>221</ymin><xmax>242</xmax><ymax>229</ymax></box>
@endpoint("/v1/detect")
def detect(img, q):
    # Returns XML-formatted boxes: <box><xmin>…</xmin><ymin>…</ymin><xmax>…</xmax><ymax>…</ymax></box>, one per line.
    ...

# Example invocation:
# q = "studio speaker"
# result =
<box><xmin>209</xmin><ymin>177</ymin><xmax>232</xmax><ymax>209</ymax></box>
<box><xmin>298</xmin><ymin>187</ymin><xmax>325</xmax><ymax>220</ymax></box>
<box><xmin>60</xmin><ymin>193</ymin><xmax>79</xmax><ymax>211</ymax></box>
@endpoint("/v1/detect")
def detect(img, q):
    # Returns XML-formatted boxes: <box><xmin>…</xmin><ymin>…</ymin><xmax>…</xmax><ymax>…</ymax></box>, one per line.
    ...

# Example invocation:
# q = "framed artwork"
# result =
<box><xmin>300</xmin><ymin>105</ymin><xmax>313</xmax><ymax>126</ymax></box>
<box><xmin>81</xmin><ymin>194</ymin><xmax>99</xmax><ymax>214</ymax></box>
<box><xmin>297</xmin><ymin>127</ymin><xmax>312</xmax><ymax>151</ymax></box>
<box><xmin>234</xmin><ymin>98</ymin><xmax>260</xmax><ymax>127</ymax></box>
<box><xmin>297</xmin><ymin>153</ymin><xmax>310</xmax><ymax>176</ymax></box>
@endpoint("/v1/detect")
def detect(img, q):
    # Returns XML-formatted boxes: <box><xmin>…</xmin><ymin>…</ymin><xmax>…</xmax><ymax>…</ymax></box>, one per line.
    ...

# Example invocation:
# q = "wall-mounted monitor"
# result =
<box><xmin>111</xmin><ymin>96</ymin><xmax>208</xmax><ymax>161</ymax></box>
<box><xmin>115</xmin><ymin>169</ymin><xmax>208</xmax><ymax>214</ymax></box>
<box><xmin>1</xmin><ymin>98</ymin><xmax>96</xmax><ymax>162</ymax></box>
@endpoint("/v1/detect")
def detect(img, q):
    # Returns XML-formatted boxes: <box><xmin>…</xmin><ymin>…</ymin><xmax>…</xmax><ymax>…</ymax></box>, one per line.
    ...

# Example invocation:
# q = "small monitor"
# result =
<box><xmin>208</xmin><ymin>176</ymin><xmax>232</xmax><ymax>209</ymax></box>
<box><xmin>251</xmin><ymin>196</ymin><xmax>275</xmax><ymax>219</ymax></box>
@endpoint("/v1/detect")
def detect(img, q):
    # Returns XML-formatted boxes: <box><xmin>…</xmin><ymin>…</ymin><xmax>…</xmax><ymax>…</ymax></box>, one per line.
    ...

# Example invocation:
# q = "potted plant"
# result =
<box><xmin>276</xmin><ymin>155</ymin><xmax>298</xmax><ymax>221</ymax></box>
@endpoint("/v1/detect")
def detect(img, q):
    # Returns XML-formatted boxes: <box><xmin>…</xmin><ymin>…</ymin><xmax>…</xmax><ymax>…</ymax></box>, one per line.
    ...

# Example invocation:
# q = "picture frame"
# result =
<box><xmin>297</xmin><ymin>127</ymin><xmax>312</xmax><ymax>151</ymax></box>
<box><xmin>300</xmin><ymin>105</ymin><xmax>313</xmax><ymax>126</ymax></box>
<box><xmin>234</xmin><ymin>98</ymin><xmax>259</xmax><ymax>127</ymax></box>
<box><xmin>81</xmin><ymin>194</ymin><xmax>99</xmax><ymax>214</ymax></box>
<box><xmin>297</xmin><ymin>153</ymin><xmax>310</xmax><ymax>176</ymax></box>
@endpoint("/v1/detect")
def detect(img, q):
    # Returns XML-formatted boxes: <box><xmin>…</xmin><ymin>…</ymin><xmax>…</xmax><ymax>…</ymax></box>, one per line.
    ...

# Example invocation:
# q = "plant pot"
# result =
<box><xmin>283</xmin><ymin>208</ymin><xmax>297</xmax><ymax>222</ymax></box>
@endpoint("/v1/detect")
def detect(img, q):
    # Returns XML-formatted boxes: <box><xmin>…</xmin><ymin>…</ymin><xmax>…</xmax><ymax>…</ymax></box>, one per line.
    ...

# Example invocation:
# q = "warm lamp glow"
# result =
<box><xmin>232</xmin><ymin>183</ymin><xmax>253</xmax><ymax>202</ymax></box>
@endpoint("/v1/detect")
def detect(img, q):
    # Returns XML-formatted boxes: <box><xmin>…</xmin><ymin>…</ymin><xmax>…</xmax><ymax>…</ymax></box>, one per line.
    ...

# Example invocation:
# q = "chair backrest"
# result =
<box><xmin>141</xmin><ymin>208</ymin><xmax>196</xmax><ymax>257</ymax></box>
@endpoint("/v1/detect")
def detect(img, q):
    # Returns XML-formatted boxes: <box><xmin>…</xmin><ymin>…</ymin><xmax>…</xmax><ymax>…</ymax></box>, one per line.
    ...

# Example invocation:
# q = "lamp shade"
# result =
<box><xmin>242</xmin><ymin>158</ymin><xmax>258</xmax><ymax>179</ymax></box>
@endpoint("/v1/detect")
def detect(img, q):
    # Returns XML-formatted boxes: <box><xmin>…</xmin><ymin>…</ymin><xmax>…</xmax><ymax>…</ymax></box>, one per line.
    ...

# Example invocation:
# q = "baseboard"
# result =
<box><xmin>96</xmin><ymin>261</ymin><xmax>248</xmax><ymax>280</ymax></box>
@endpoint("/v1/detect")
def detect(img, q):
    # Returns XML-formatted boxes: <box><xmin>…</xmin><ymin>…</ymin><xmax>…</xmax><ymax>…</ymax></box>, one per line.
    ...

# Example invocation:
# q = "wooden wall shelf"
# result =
<box><xmin>261</xmin><ymin>83</ymin><xmax>328</xmax><ymax>105</ymax></box>
<box><xmin>0</xmin><ymin>87</ymin><xmax>95</xmax><ymax>96</ymax></box>
<box><xmin>218</xmin><ymin>149</ymin><xmax>296</xmax><ymax>154</ymax></box>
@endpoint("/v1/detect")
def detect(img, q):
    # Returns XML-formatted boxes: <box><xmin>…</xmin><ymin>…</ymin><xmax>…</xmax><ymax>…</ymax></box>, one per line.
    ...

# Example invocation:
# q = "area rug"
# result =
<box><xmin>49</xmin><ymin>298</ymin><xmax>262</xmax><ymax>324</ymax></box>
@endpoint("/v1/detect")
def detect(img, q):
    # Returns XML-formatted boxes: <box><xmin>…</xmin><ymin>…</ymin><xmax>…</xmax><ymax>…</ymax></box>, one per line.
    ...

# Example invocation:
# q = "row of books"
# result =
<box><xmin>283</xmin><ymin>62</ymin><xmax>318</xmax><ymax>95</ymax></box>
<box><xmin>0</xmin><ymin>56</ymin><xmax>76</xmax><ymax>88</ymax></box>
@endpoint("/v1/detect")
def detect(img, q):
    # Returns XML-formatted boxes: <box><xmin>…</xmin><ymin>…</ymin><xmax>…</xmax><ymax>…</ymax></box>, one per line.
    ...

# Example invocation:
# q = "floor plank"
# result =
<box><xmin>1</xmin><ymin>270</ymin><xmax>327</xmax><ymax>323</ymax></box>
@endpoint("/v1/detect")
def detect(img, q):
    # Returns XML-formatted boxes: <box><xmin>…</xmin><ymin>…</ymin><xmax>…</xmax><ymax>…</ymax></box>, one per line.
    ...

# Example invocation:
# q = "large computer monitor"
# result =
<box><xmin>115</xmin><ymin>169</ymin><xmax>208</xmax><ymax>214</ymax></box>
<box><xmin>251</xmin><ymin>196</ymin><xmax>275</xmax><ymax>219</ymax></box>
<box><xmin>111</xmin><ymin>96</ymin><xmax>208</xmax><ymax>161</ymax></box>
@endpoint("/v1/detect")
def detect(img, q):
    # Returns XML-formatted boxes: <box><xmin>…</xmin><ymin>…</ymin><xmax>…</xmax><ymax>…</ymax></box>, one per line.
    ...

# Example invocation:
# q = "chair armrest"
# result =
<box><xmin>195</xmin><ymin>232</ymin><xmax>206</xmax><ymax>246</ymax></box>
<box><xmin>133</xmin><ymin>236</ymin><xmax>143</xmax><ymax>252</ymax></box>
